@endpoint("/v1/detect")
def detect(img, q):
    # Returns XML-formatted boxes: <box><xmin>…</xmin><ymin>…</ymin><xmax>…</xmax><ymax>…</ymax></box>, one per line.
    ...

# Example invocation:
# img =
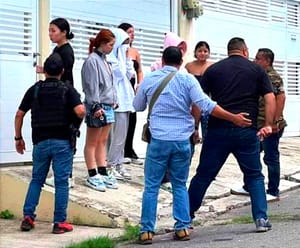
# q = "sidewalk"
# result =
<box><xmin>0</xmin><ymin>137</ymin><xmax>299</xmax><ymax>248</ymax></box>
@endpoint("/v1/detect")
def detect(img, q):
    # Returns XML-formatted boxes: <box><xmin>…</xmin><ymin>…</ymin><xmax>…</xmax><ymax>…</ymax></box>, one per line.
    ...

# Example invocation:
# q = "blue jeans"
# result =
<box><xmin>188</xmin><ymin>127</ymin><xmax>268</xmax><ymax>222</ymax></box>
<box><xmin>262</xmin><ymin>128</ymin><xmax>284</xmax><ymax>197</ymax></box>
<box><xmin>140</xmin><ymin>138</ymin><xmax>191</xmax><ymax>233</ymax></box>
<box><xmin>23</xmin><ymin>139</ymin><xmax>73</xmax><ymax>223</ymax></box>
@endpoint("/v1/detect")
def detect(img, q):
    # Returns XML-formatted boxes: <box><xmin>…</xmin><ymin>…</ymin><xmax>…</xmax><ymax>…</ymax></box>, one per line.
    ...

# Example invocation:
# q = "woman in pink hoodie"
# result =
<box><xmin>150</xmin><ymin>32</ymin><xmax>200</xmax><ymax>188</ymax></box>
<box><xmin>150</xmin><ymin>32</ymin><xmax>187</xmax><ymax>71</ymax></box>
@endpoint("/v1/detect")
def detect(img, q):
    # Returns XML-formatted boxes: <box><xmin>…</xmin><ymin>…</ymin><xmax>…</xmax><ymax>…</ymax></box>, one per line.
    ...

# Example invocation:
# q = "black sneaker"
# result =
<box><xmin>52</xmin><ymin>222</ymin><xmax>73</xmax><ymax>234</ymax></box>
<box><xmin>20</xmin><ymin>216</ymin><xmax>35</xmax><ymax>231</ymax></box>
<box><xmin>255</xmin><ymin>218</ymin><xmax>272</xmax><ymax>232</ymax></box>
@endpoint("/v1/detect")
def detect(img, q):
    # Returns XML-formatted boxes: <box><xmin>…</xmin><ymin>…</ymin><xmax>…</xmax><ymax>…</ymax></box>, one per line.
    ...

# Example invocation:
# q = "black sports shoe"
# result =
<box><xmin>20</xmin><ymin>216</ymin><xmax>35</xmax><ymax>231</ymax></box>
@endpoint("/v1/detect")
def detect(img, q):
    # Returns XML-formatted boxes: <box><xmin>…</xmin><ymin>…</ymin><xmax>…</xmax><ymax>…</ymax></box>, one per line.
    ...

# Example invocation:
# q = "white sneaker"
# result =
<box><xmin>117</xmin><ymin>165</ymin><xmax>132</xmax><ymax>180</ymax></box>
<box><xmin>85</xmin><ymin>174</ymin><xmax>106</xmax><ymax>192</ymax></box>
<box><xmin>45</xmin><ymin>176</ymin><xmax>75</xmax><ymax>188</ymax></box>
<box><xmin>230</xmin><ymin>186</ymin><xmax>249</xmax><ymax>196</ymax></box>
<box><xmin>266</xmin><ymin>194</ymin><xmax>280</xmax><ymax>202</ymax></box>
<box><xmin>131</xmin><ymin>158</ymin><xmax>143</xmax><ymax>165</ymax></box>
<box><xmin>102</xmin><ymin>174</ymin><xmax>118</xmax><ymax>189</ymax></box>
<box><xmin>110</xmin><ymin>167</ymin><xmax>124</xmax><ymax>181</ymax></box>
<box><xmin>123</xmin><ymin>157</ymin><xmax>131</xmax><ymax>164</ymax></box>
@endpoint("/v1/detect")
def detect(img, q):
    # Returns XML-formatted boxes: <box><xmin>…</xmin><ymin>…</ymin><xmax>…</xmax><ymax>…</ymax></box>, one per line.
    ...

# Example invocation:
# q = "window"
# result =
<box><xmin>52</xmin><ymin>16</ymin><xmax>165</xmax><ymax>68</ymax></box>
<box><xmin>202</xmin><ymin>0</ymin><xmax>268</xmax><ymax>22</ymax></box>
<box><xmin>287</xmin><ymin>62</ymin><xmax>299</xmax><ymax>95</ymax></box>
<box><xmin>287</xmin><ymin>1</ymin><xmax>300</xmax><ymax>27</ymax></box>
<box><xmin>0</xmin><ymin>8</ymin><xmax>33</xmax><ymax>55</ymax></box>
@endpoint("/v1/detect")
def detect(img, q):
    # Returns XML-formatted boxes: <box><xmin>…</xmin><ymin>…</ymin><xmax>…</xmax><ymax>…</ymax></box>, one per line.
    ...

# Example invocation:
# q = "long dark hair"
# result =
<box><xmin>50</xmin><ymin>18</ymin><xmax>74</xmax><ymax>40</ymax></box>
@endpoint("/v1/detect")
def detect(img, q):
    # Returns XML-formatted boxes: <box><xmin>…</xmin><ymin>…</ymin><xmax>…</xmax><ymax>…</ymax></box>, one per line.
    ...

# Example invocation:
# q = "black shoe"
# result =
<box><xmin>20</xmin><ymin>216</ymin><xmax>35</xmax><ymax>231</ymax></box>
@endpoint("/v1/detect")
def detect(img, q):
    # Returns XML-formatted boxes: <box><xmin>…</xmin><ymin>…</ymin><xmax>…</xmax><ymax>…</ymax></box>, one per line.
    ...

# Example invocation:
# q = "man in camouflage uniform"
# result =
<box><xmin>231</xmin><ymin>48</ymin><xmax>287</xmax><ymax>201</ymax></box>
<box><xmin>255</xmin><ymin>48</ymin><xmax>287</xmax><ymax>200</ymax></box>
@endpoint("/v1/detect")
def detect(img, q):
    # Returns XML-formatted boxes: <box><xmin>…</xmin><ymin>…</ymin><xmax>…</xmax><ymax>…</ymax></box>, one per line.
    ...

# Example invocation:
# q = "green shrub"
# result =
<box><xmin>0</xmin><ymin>209</ymin><xmax>14</xmax><ymax>219</ymax></box>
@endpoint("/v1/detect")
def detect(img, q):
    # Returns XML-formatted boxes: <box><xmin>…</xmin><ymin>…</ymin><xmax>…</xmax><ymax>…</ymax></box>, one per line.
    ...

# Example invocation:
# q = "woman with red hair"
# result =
<box><xmin>81</xmin><ymin>29</ymin><xmax>119</xmax><ymax>191</ymax></box>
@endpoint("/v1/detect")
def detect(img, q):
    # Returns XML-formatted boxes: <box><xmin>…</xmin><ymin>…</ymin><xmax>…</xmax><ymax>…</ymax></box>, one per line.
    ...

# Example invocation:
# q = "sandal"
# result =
<box><xmin>174</xmin><ymin>229</ymin><xmax>190</xmax><ymax>241</ymax></box>
<box><xmin>139</xmin><ymin>231</ymin><xmax>154</xmax><ymax>245</ymax></box>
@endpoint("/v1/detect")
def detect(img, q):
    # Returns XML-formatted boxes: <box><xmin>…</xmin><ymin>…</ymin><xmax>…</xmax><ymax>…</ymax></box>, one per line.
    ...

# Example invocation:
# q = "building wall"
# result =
<box><xmin>0</xmin><ymin>0</ymin><xmax>178</xmax><ymax>164</ymax></box>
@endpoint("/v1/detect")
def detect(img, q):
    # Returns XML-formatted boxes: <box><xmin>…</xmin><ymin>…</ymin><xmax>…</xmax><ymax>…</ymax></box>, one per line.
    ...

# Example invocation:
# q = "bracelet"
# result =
<box><xmin>274</xmin><ymin>118</ymin><xmax>283</xmax><ymax>124</ymax></box>
<box><xmin>195</xmin><ymin>125</ymin><xmax>199</xmax><ymax>130</ymax></box>
<box><xmin>14</xmin><ymin>136</ymin><xmax>23</xmax><ymax>141</ymax></box>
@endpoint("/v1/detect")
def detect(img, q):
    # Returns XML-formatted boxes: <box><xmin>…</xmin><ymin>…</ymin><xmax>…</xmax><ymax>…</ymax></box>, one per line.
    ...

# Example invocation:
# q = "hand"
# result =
<box><xmin>192</xmin><ymin>130</ymin><xmax>201</xmax><ymax>144</ymax></box>
<box><xmin>36</xmin><ymin>65</ymin><xmax>43</xmax><ymax>73</ymax></box>
<box><xmin>15</xmin><ymin>139</ymin><xmax>26</xmax><ymax>154</ymax></box>
<box><xmin>93</xmin><ymin>109</ymin><xmax>105</xmax><ymax>118</ymax></box>
<box><xmin>257</xmin><ymin>126</ymin><xmax>272</xmax><ymax>141</ymax></box>
<box><xmin>232</xmin><ymin>112</ymin><xmax>252</xmax><ymax>127</ymax></box>
<box><xmin>271</xmin><ymin>124</ymin><xmax>280</xmax><ymax>133</ymax></box>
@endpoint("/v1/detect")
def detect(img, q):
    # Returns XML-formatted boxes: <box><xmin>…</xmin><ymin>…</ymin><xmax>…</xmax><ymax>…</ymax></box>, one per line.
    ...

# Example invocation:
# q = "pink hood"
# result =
<box><xmin>151</xmin><ymin>32</ymin><xmax>187</xmax><ymax>71</ymax></box>
<box><xmin>163</xmin><ymin>32</ymin><xmax>186</xmax><ymax>51</ymax></box>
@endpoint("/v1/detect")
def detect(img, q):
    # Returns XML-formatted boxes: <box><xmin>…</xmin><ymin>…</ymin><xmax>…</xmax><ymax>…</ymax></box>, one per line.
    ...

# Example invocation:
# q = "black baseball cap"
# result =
<box><xmin>43</xmin><ymin>53</ymin><xmax>64</xmax><ymax>76</ymax></box>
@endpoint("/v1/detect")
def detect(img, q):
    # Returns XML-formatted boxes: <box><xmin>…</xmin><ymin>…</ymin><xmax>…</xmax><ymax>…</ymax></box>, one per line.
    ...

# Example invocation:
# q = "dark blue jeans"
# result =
<box><xmin>262</xmin><ymin>128</ymin><xmax>284</xmax><ymax>197</ymax></box>
<box><xmin>23</xmin><ymin>139</ymin><xmax>73</xmax><ymax>223</ymax></box>
<box><xmin>188</xmin><ymin>127</ymin><xmax>268</xmax><ymax>222</ymax></box>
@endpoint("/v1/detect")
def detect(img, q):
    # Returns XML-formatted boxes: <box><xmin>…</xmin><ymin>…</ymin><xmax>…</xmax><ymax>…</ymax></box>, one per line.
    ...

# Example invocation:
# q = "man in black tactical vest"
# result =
<box><xmin>14</xmin><ymin>53</ymin><xmax>85</xmax><ymax>234</ymax></box>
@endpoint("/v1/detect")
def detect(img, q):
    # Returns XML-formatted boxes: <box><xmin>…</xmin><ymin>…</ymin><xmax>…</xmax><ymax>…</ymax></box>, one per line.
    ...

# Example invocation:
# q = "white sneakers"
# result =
<box><xmin>45</xmin><ymin>176</ymin><xmax>75</xmax><ymax>188</ymax></box>
<box><xmin>230</xmin><ymin>186</ymin><xmax>249</xmax><ymax>196</ymax></box>
<box><xmin>231</xmin><ymin>185</ymin><xmax>280</xmax><ymax>202</ymax></box>
<box><xmin>266</xmin><ymin>194</ymin><xmax>280</xmax><ymax>202</ymax></box>
<box><xmin>123</xmin><ymin>157</ymin><xmax>144</xmax><ymax>165</ymax></box>
<box><xmin>123</xmin><ymin>157</ymin><xmax>131</xmax><ymax>164</ymax></box>
<box><xmin>131</xmin><ymin>158</ymin><xmax>144</xmax><ymax>165</ymax></box>
<box><xmin>85</xmin><ymin>173</ymin><xmax>119</xmax><ymax>192</ymax></box>
<box><xmin>110</xmin><ymin>167</ymin><xmax>125</xmax><ymax>180</ymax></box>
<box><xmin>86</xmin><ymin>174</ymin><xmax>106</xmax><ymax>192</ymax></box>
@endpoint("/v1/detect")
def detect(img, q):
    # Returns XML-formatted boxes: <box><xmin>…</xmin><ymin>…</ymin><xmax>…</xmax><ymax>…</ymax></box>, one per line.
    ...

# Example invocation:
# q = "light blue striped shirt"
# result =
<box><xmin>133</xmin><ymin>66</ymin><xmax>217</xmax><ymax>141</ymax></box>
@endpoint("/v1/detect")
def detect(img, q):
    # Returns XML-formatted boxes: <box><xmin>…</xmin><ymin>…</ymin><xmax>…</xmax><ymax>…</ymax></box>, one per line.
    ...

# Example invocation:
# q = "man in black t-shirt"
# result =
<box><xmin>188</xmin><ymin>37</ymin><xmax>276</xmax><ymax>232</ymax></box>
<box><xmin>14</xmin><ymin>53</ymin><xmax>85</xmax><ymax>234</ymax></box>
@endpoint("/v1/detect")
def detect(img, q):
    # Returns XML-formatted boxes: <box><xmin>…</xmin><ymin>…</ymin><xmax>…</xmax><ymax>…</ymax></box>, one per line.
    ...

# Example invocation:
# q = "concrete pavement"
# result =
<box><xmin>120</xmin><ymin>188</ymin><xmax>300</xmax><ymax>248</ymax></box>
<box><xmin>0</xmin><ymin>136</ymin><xmax>299</xmax><ymax>248</ymax></box>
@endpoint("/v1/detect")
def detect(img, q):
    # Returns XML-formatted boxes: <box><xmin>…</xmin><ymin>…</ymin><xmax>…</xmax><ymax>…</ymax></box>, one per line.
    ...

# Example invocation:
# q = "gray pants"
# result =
<box><xmin>107</xmin><ymin>112</ymin><xmax>130</xmax><ymax>166</ymax></box>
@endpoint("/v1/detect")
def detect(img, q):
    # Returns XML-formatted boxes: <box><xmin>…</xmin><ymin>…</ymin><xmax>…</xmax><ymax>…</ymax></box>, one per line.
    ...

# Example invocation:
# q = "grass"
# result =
<box><xmin>66</xmin><ymin>237</ymin><xmax>115</xmax><ymax>248</ymax></box>
<box><xmin>217</xmin><ymin>213</ymin><xmax>300</xmax><ymax>226</ymax></box>
<box><xmin>117</xmin><ymin>223</ymin><xmax>140</xmax><ymax>242</ymax></box>
<box><xmin>66</xmin><ymin>223</ymin><xmax>140</xmax><ymax>248</ymax></box>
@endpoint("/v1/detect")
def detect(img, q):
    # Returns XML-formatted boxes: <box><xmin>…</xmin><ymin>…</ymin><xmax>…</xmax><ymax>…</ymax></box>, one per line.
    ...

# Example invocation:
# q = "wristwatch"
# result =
<box><xmin>14</xmin><ymin>136</ymin><xmax>23</xmax><ymax>141</ymax></box>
